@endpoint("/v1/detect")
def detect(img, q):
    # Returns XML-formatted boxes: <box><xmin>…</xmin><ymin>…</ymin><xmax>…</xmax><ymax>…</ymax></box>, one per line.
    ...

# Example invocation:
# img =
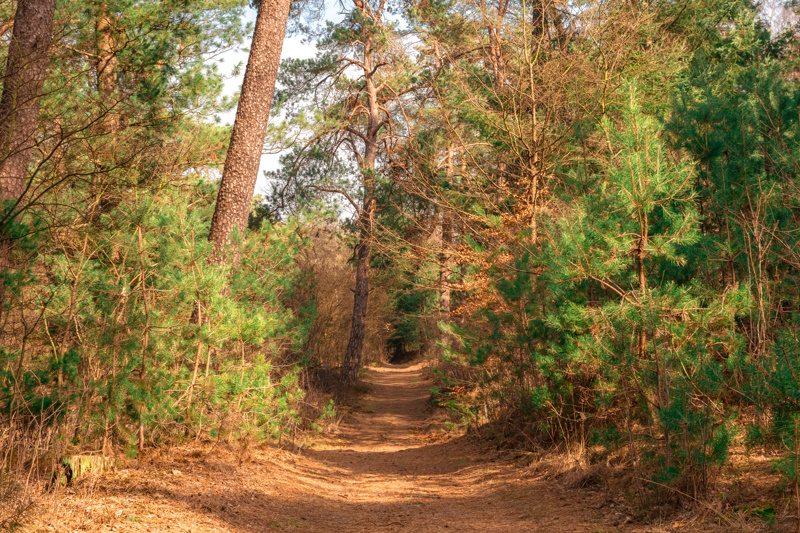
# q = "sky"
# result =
<box><xmin>214</xmin><ymin>7</ymin><xmax>319</xmax><ymax>195</ymax></box>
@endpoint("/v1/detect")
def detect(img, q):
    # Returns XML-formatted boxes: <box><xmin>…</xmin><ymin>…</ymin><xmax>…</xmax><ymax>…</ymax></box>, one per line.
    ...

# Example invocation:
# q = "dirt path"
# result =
<box><xmin>30</xmin><ymin>363</ymin><xmax>630</xmax><ymax>532</ymax></box>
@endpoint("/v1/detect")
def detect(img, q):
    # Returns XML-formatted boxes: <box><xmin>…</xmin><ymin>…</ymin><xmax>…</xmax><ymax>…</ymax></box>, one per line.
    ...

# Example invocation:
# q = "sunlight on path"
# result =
<box><xmin>35</xmin><ymin>362</ymin><xmax>637</xmax><ymax>532</ymax></box>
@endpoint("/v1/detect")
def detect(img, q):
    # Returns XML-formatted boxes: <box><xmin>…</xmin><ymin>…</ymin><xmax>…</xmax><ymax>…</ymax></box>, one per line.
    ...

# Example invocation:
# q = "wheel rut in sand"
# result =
<box><xmin>34</xmin><ymin>362</ymin><xmax>628</xmax><ymax>532</ymax></box>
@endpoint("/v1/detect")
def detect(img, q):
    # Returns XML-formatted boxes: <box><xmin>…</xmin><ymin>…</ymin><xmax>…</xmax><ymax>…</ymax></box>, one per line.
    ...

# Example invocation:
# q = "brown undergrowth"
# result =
<box><xmin>429</xmin><ymin>363</ymin><xmax>799</xmax><ymax>532</ymax></box>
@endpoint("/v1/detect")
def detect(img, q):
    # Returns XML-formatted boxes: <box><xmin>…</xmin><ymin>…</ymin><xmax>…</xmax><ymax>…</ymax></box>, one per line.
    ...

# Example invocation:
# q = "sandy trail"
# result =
<box><xmin>32</xmin><ymin>362</ymin><xmax>625</xmax><ymax>532</ymax></box>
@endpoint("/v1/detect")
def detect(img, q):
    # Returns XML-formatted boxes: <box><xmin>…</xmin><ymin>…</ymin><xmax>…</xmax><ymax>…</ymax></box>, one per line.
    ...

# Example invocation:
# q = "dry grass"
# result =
<box><xmin>296</xmin><ymin>225</ymin><xmax>391</xmax><ymax>370</ymax></box>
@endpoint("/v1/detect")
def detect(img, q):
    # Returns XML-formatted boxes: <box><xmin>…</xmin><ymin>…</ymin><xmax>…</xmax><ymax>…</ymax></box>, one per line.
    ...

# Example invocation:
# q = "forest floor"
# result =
<box><xmin>24</xmin><ymin>362</ymin><xmax>761</xmax><ymax>532</ymax></box>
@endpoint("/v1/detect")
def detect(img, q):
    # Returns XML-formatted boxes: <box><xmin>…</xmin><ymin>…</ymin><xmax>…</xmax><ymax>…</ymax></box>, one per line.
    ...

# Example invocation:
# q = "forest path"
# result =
<box><xmin>33</xmin><ymin>362</ymin><xmax>632</xmax><ymax>532</ymax></box>
<box><xmin>284</xmin><ymin>362</ymin><xmax>618</xmax><ymax>532</ymax></box>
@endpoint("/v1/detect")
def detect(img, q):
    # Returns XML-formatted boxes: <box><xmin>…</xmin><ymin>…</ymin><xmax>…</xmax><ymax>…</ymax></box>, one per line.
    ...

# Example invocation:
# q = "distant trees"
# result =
<box><xmin>271</xmin><ymin>0</ymin><xmax>413</xmax><ymax>382</ymax></box>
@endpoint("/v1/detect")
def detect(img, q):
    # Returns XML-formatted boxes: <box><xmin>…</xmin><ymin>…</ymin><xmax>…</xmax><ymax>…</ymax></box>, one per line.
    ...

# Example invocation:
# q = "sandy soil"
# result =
<box><xmin>24</xmin><ymin>362</ymin><xmax>732</xmax><ymax>532</ymax></box>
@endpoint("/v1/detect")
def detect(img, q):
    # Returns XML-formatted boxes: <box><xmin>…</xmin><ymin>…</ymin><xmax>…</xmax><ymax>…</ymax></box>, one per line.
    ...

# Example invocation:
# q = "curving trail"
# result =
<box><xmin>33</xmin><ymin>363</ymin><xmax>629</xmax><ymax>532</ymax></box>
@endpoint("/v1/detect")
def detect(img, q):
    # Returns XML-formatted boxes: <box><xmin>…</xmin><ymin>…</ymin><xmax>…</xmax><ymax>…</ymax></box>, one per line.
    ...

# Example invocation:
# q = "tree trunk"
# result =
<box><xmin>96</xmin><ymin>2</ymin><xmax>118</xmax><ymax>135</ymax></box>
<box><xmin>0</xmin><ymin>0</ymin><xmax>56</xmax><ymax>201</ymax></box>
<box><xmin>0</xmin><ymin>0</ymin><xmax>57</xmax><ymax>312</ymax></box>
<box><xmin>340</xmin><ymin>22</ymin><xmax>382</xmax><ymax>384</ymax></box>
<box><xmin>439</xmin><ymin>146</ymin><xmax>454</xmax><ymax>331</ymax></box>
<box><xmin>485</xmin><ymin>1</ymin><xmax>509</xmax><ymax>89</ymax></box>
<box><xmin>341</xmin><ymin>205</ymin><xmax>373</xmax><ymax>384</ymax></box>
<box><xmin>208</xmin><ymin>0</ymin><xmax>291</xmax><ymax>257</ymax></box>
<box><xmin>439</xmin><ymin>215</ymin><xmax>452</xmax><ymax>321</ymax></box>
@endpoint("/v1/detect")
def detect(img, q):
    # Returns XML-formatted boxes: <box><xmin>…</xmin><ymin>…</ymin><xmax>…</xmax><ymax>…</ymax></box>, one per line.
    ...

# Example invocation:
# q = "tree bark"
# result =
<box><xmin>341</xmin><ymin>19</ymin><xmax>382</xmax><ymax>383</ymax></box>
<box><xmin>439</xmin><ymin>147</ymin><xmax>454</xmax><ymax>325</ymax></box>
<box><xmin>96</xmin><ymin>2</ymin><xmax>118</xmax><ymax>135</ymax></box>
<box><xmin>208</xmin><ymin>0</ymin><xmax>291</xmax><ymax>256</ymax></box>
<box><xmin>484</xmin><ymin>1</ymin><xmax>510</xmax><ymax>89</ymax></box>
<box><xmin>0</xmin><ymin>0</ymin><xmax>56</xmax><ymax>201</ymax></box>
<box><xmin>438</xmin><ymin>215</ymin><xmax>452</xmax><ymax>318</ymax></box>
<box><xmin>341</xmin><ymin>202</ymin><xmax>373</xmax><ymax>384</ymax></box>
<box><xmin>0</xmin><ymin>0</ymin><xmax>57</xmax><ymax>312</ymax></box>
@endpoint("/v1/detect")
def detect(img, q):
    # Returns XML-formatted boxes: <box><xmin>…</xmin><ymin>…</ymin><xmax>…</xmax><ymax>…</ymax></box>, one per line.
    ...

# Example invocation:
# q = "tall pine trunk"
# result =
<box><xmin>96</xmin><ymin>2</ymin><xmax>118</xmax><ymax>135</ymax></box>
<box><xmin>0</xmin><ymin>0</ymin><xmax>57</xmax><ymax>315</ymax></box>
<box><xmin>439</xmin><ymin>146</ymin><xmax>455</xmax><ymax>325</ymax></box>
<box><xmin>341</xmin><ymin>204</ymin><xmax>373</xmax><ymax>384</ymax></box>
<box><xmin>341</xmin><ymin>29</ymin><xmax>381</xmax><ymax>383</ymax></box>
<box><xmin>438</xmin><ymin>214</ymin><xmax>452</xmax><ymax>318</ymax></box>
<box><xmin>341</xmin><ymin>166</ymin><xmax>376</xmax><ymax>383</ymax></box>
<box><xmin>0</xmin><ymin>0</ymin><xmax>55</xmax><ymax>201</ymax></box>
<box><xmin>208</xmin><ymin>0</ymin><xmax>291</xmax><ymax>256</ymax></box>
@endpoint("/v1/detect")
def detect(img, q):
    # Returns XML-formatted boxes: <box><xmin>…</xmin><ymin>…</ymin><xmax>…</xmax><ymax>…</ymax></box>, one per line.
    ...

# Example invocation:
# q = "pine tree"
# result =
<box><xmin>273</xmin><ymin>0</ymin><xmax>413</xmax><ymax>383</ymax></box>
<box><xmin>209</xmin><ymin>0</ymin><xmax>292</xmax><ymax>257</ymax></box>
<box><xmin>0</xmin><ymin>0</ymin><xmax>56</xmax><ymax>314</ymax></box>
